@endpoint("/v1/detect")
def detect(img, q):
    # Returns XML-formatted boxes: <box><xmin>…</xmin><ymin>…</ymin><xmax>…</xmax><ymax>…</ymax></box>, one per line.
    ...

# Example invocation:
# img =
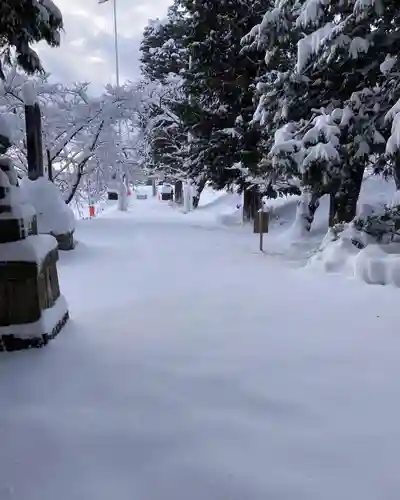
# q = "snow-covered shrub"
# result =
<box><xmin>353</xmin><ymin>205</ymin><xmax>400</xmax><ymax>244</ymax></box>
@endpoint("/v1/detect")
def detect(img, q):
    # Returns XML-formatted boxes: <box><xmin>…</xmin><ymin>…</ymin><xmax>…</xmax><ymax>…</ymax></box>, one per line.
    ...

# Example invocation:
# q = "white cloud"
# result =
<box><xmin>36</xmin><ymin>0</ymin><xmax>171</xmax><ymax>93</ymax></box>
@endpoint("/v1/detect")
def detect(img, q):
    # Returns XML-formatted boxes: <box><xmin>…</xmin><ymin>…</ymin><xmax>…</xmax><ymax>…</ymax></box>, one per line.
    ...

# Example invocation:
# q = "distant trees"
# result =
<box><xmin>0</xmin><ymin>69</ymin><xmax>148</xmax><ymax>204</ymax></box>
<box><xmin>138</xmin><ymin>0</ymin><xmax>400</xmax><ymax>238</ymax></box>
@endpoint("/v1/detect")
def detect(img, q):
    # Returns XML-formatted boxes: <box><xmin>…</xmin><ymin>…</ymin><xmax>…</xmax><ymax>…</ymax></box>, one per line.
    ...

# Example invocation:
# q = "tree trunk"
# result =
<box><xmin>295</xmin><ymin>189</ymin><xmax>321</xmax><ymax>233</ymax></box>
<box><xmin>192</xmin><ymin>177</ymin><xmax>207</xmax><ymax>209</ymax></box>
<box><xmin>175</xmin><ymin>180</ymin><xmax>183</xmax><ymax>204</ymax></box>
<box><xmin>243</xmin><ymin>186</ymin><xmax>261</xmax><ymax>221</ymax></box>
<box><xmin>243</xmin><ymin>188</ymin><xmax>251</xmax><ymax>221</ymax></box>
<box><xmin>333</xmin><ymin>164</ymin><xmax>364</xmax><ymax>224</ymax></box>
<box><xmin>47</xmin><ymin>148</ymin><xmax>53</xmax><ymax>182</ymax></box>
<box><xmin>65</xmin><ymin>121</ymin><xmax>104</xmax><ymax>204</ymax></box>
<box><xmin>65</xmin><ymin>166</ymin><xmax>83</xmax><ymax>204</ymax></box>
<box><xmin>328</xmin><ymin>192</ymin><xmax>336</xmax><ymax>227</ymax></box>
<box><xmin>304</xmin><ymin>191</ymin><xmax>320</xmax><ymax>231</ymax></box>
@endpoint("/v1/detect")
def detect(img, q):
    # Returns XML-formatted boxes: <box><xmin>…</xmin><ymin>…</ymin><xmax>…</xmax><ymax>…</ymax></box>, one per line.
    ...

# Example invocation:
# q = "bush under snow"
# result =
<box><xmin>308</xmin><ymin>223</ymin><xmax>400</xmax><ymax>288</ymax></box>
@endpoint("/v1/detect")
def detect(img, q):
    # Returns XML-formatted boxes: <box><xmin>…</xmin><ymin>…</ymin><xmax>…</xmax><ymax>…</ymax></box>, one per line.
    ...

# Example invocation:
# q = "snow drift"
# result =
<box><xmin>20</xmin><ymin>177</ymin><xmax>75</xmax><ymax>235</ymax></box>
<box><xmin>309</xmin><ymin>225</ymin><xmax>400</xmax><ymax>288</ymax></box>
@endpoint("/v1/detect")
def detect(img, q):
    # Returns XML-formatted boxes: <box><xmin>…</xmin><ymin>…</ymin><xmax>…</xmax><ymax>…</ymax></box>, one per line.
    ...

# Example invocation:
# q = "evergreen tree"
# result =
<box><xmin>140</xmin><ymin>6</ymin><xmax>191</xmax><ymax>182</ymax></box>
<box><xmin>144</xmin><ymin>79</ymin><xmax>189</xmax><ymax>178</ymax></box>
<box><xmin>0</xmin><ymin>0</ymin><xmax>63</xmax><ymax>78</ymax></box>
<box><xmin>176</xmin><ymin>0</ymin><xmax>268</xmax><ymax>203</ymax></box>
<box><xmin>246</xmin><ymin>0</ymin><xmax>400</xmax><ymax>229</ymax></box>
<box><xmin>241</xmin><ymin>0</ymin><xmax>305</xmax><ymax>199</ymax></box>
<box><xmin>140</xmin><ymin>4</ymin><xmax>188</xmax><ymax>84</ymax></box>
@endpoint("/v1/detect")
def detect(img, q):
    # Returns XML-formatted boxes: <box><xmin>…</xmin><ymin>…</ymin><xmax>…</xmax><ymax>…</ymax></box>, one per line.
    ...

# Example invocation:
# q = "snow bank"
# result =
<box><xmin>308</xmin><ymin>225</ymin><xmax>362</xmax><ymax>274</ymax></box>
<box><xmin>208</xmin><ymin>191</ymin><xmax>243</xmax><ymax>226</ymax></box>
<box><xmin>308</xmin><ymin>225</ymin><xmax>400</xmax><ymax>288</ymax></box>
<box><xmin>353</xmin><ymin>244</ymin><xmax>400</xmax><ymax>287</ymax></box>
<box><xmin>198</xmin><ymin>189</ymin><xmax>236</xmax><ymax>208</ymax></box>
<box><xmin>260</xmin><ymin>195</ymin><xmax>328</xmax><ymax>260</ymax></box>
<box><xmin>20</xmin><ymin>177</ymin><xmax>75</xmax><ymax>235</ymax></box>
<box><xmin>306</xmin><ymin>174</ymin><xmax>400</xmax><ymax>285</ymax></box>
<box><xmin>216</xmin><ymin>205</ymin><xmax>243</xmax><ymax>226</ymax></box>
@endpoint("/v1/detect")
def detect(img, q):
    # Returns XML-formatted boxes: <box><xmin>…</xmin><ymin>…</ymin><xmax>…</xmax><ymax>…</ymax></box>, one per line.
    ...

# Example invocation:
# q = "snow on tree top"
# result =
<box><xmin>271</xmin><ymin>123</ymin><xmax>302</xmax><ymax>155</ymax></box>
<box><xmin>354</xmin><ymin>0</ymin><xmax>382</xmax><ymax>14</ymax></box>
<box><xmin>380</xmin><ymin>55</ymin><xmax>397</xmax><ymax>74</ymax></box>
<box><xmin>148</xmin><ymin>18</ymin><xmax>166</xmax><ymax>31</ymax></box>
<box><xmin>260</xmin><ymin>8</ymin><xmax>281</xmax><ymax>30</ymax></box>
<box><xmin>303</xmin><ymin>113</ymin><xmax>340</xmax><ymax>147</ymax></box>
<box><xmin>296</xmin><ymin>23</ymin><xmax>334</xmax><ymax>73</ymax></box>
<box><xmin>303</xmin><ymin>142</ymin><xmax>340</xmax><ymax>168</ymax></box>
<box><xmin>349</xmin><ymin>37</ymin><xmax>369</xmax><ymax>59</ymax></box>
<box><xmin>296</xmin><ymin>0</ymin><xmax>329</xmax><ymax>29</ymax></box>
<box><xmin>384</xmin><ymin>99</ymin><xmax>400</xmax><ymax>124</ymax></box>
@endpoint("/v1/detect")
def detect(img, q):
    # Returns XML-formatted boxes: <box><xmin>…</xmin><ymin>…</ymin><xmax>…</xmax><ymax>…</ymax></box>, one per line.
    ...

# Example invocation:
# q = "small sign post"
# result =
<box><xmin>254</xmin><ymin>203</ymin><xmax>269</xmax><ymax>252</ymax></box>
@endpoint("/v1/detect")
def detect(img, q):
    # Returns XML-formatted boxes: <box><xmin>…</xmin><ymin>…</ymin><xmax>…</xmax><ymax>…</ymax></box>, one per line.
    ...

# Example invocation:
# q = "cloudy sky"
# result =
<box><xmin>37</xmin><ymin>0</ymin><xmax>171</xmax><ymax>93</ymax></box>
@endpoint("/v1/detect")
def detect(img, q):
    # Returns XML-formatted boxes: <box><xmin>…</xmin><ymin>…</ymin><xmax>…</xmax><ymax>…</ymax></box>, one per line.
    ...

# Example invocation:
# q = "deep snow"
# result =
<box><xmin>1</xmin><ymin>192</ymin><xmax>400</xmax><ymax>500</ymax></box>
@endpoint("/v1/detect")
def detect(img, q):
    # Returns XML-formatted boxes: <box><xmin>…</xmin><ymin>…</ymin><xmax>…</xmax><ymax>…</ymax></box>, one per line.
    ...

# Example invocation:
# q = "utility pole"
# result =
<box><xmin>99</xmin><ymin>0</ymin><xmax>127</xmax><ymax>209</ymax></box>
<box><xmin>112</xmin><ymin>0</ymin><xmax>120</xmax><ymax>88</ymax></box>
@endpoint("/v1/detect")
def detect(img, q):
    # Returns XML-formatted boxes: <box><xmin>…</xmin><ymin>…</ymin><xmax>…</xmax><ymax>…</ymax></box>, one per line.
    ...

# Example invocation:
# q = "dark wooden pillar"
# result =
<box><xmin>25</xmin><ymin>102</ymin><xmax>44</xmax><ymax>180</ymax></box>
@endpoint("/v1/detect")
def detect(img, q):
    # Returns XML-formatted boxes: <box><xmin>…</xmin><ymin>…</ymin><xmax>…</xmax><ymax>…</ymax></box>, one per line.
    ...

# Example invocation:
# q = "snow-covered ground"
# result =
<box><xmin>1</xmin><ymin>191</ymin><xmax>400</xmax><ymax>500</ymax></box>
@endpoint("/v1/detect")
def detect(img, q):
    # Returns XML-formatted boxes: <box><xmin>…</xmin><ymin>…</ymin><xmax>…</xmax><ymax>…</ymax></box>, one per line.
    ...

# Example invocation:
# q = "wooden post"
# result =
<box><xmin>25</xmin><ymin>102</ymin><xmax>44</xmax><ymax>180</ymax></box>
<box><xmin>254</xmin><ymin>206</ymin><xmax>269</xmax><ymax>252</ymax></box>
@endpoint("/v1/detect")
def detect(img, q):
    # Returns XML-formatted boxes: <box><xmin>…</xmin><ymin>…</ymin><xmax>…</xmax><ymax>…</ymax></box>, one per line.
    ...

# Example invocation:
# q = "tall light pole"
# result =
<box><xmin>99</xmin><ymin>0</ymin><xmax>127</xmax><ymax>208</ymax></box>
<box><xmin>112</xmin><ymin>0</ymin><xmax>120</xmax><ymax>88</ymax></box>
<box><xmin>99</xmin><ymin>0</ymin><xmax>120</xmax><ymax>86</ymax></box>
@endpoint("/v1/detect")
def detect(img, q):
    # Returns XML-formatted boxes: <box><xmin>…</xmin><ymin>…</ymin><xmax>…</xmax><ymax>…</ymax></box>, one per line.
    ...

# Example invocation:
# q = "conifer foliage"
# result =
<box><xmin>140</xmin><ymin>0</ymin><xmax>400</xmax><ymax>234</ymax></box>
<box><xmin>140</xmin><ymin>0</ymin><xmax>267</xmax><ymax>201</ymax></box>
<box><xmin>0</xmin><ymin>0</ymin><xmax>63</xmax><ymax>78</ymax></box>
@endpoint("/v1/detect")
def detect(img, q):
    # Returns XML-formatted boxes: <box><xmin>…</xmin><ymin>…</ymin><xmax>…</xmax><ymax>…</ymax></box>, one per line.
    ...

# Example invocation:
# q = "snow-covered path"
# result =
<box><xmin>1</xmin><ymin>198</ymin><xmax>400</xmax><ymax>500</ymax></box>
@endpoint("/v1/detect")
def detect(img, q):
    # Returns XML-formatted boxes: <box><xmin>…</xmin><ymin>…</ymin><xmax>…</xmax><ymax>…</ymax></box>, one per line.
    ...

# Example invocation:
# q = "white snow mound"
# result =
<box><xmin>216</xmin><ymin>205</ymin><xmax>243</xmax><ymax>226</ymax></box>
<box><xmin>309</xmin><ymin>225</ymin><xmax>400</xmax><ymax>287</ymax></box>
<box><xmin>20</xmin><ymin>177</ymin><xmax>75</xmax><ymax>235</ymax></box>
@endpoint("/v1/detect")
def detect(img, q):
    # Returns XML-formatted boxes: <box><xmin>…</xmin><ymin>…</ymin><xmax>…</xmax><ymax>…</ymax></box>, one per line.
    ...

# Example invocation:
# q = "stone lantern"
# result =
<box><xmin>0</xmin><ymin>157</ymin><xmax>69</xmax><ymax>352</ymax></box>
<box><xmin>19</xmin><ymin>82</ymin><xmax>75</xmax><ymax>251</ymax></box>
